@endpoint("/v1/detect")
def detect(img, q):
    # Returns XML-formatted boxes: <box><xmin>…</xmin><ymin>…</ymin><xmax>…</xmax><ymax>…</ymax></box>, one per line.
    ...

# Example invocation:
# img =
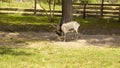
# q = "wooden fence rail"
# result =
<box><xmin>73</xmin><ymin>3</ymin><xmax>120</xmax><ymax>19</ymax></box>
<box><xmin>0</xmin><ymin>3</ymin><xmax>120</xmax><ymax>21</ymax></box>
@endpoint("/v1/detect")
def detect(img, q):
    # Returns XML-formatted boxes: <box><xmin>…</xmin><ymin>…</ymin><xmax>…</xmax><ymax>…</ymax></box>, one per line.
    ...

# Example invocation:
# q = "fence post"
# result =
<box><xmin>83</xmin><ymin>1</ymin><xmax>87</xmax><ymax>19</ymax></box>
<box><xmin>119</xmin><ymin>6</ymin><xmax>120</xmax><ymax>22</ymax></box>
<box><xmin>100</xmin><ymin>0</ymin><xmax>104</xmax><ymax>19</ymax></box>
<box><xmin>34</xmin><ymin>0</ymin><xmax>37</xmax><ymax>15</ymax></box>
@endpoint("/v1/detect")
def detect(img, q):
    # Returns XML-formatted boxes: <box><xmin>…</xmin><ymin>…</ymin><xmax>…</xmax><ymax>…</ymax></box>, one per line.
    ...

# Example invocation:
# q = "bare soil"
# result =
<box><xmin>0</xmin><ymin>31</ymin><xmax>120</xmax><ymax>48</ymax></box>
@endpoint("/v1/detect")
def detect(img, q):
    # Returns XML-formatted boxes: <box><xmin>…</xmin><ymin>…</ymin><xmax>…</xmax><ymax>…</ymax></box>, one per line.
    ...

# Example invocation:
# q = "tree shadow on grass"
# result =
<box><xmin>0</xmin><ymin>31</ymin><xmax>120</xmax><ymax>48</ymax></box>
<box><xmin>0</xmin><ymin>14</ymin><xmax>120</xmax><ymax>48</ymax></box>
<box><xmin>77</xmin><ymin>34</ymin><xmax>120</xmax><ymax>47</ymax></box>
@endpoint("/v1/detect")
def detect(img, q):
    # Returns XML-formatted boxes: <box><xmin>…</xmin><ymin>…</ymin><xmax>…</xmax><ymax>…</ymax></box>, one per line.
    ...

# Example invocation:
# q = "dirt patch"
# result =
<box><xmin>0</xmin><ymin>31</ymin><xmax>120</xmax><ymax>48</ymax></box>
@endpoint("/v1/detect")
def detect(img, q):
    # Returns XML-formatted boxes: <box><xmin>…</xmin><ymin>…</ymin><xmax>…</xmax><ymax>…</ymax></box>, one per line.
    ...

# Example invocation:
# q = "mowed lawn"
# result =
<box><xmin>0</xmin><ymin>45</ymin><xmax>120</xmax><ymax>68</ymax></box>
<box><xmin>0</xmin><ymin>14</ymin><xmax>120</xmax><ymax>68</ymax></box>
<box><xmin>0</xmin><ymin>14</ymin><xmax>120</xmax><ymax>35</ymax></box>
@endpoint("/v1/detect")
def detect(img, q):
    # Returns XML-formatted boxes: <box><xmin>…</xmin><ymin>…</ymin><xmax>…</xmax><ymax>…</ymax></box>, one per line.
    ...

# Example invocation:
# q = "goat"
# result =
<box><xmin>55</xmin><ymin>21</ymin><xmax>80</xmax><ymax>42</ymax></box>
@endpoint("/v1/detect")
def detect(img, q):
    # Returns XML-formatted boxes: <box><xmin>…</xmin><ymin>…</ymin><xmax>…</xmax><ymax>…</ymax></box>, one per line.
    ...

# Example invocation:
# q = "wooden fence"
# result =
<box><xmin>0</xmin><ymin>8</ymin><xmax>62</xmax><ymax>16</ymax></box>
<box><xmin>0</xmin><ymin>3</ymin><xmax>120</xmax><ymax>21</ymax></box>
<box><xmin>73</xmin><ymin>3</ymin><xmax>120</xmax><ymax>20</ymax></box>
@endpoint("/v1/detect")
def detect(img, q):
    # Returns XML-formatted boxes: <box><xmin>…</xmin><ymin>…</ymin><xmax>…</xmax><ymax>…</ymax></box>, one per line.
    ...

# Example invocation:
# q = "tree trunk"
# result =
<box><xmin>61</xmin><ymin>0</ymin><xmax>73</xmax><ymax>24</ymax></box>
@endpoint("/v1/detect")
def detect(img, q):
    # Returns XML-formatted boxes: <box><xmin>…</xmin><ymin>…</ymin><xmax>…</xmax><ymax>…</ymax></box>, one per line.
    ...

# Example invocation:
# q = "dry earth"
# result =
<box><xmin>0</xmin><ymin>31</ymin><xmax>120</xmax><ymax>48</ymax></box>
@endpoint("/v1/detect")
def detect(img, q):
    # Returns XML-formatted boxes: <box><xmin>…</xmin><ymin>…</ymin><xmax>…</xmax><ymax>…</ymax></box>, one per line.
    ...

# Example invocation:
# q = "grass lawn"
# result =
<box><xmin>0</xmin><ymin>1</ymin><xmax>61</xmax><ymax>10</ymax></box>
<box><xmin>0</xmin><ymin>14</ymin><xmax>120</xmax><ymax>35</ymax></box>
<box><xmin>0</xmin><ymin>13</ymin><xmax>120</xmax><ymax>68</ymax></box>
<box><xmin>0</xmin><ymin>45</ymin><xmax>120</xmax><ymax>68</ymax></box>
<box><xmin>0</xmin><ymin>1</ymin><xmax>33</xmax><ymax>9</ymax></box>
<box><xmin>0</xmin><ymin>1</ymin><xmax>120</xmax><ymax>68</ymax></box>
<box><xmin>0</xmin><ymin>14</ymin><xmax>59</xmax><ymax>32</ymax></box>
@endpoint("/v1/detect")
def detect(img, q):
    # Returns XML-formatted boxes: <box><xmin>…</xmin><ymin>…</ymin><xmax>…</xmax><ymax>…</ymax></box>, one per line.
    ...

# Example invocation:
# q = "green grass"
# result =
<box><xmin>0</xmin><ymin>1</ymin><xmax>61</xmax><ymax>10</ymax></box>
<box><xmin>0</xmin><ymin>14</ymin><xmax>60</xmax><ymax>32</ymax></box>
<box><xmin>0</xmin><ymin>45</ymin><xmax>120</xmax><ymax>68</ymax></box>
<box><xmin>40</xmin><ymin>2</ymin><xmax>61</xmax><ymax>10</ymax></box>
<box><xmin>0</xmin><ymin>14</ymin><xmax>120</xmax><ymax>35</ymax></box>
<box><xmin>0</xmin><ymin>10</ymin><xmax>120</xmax><ymax>68</ymax></box>
<box><xmin>0</xmin><ymin>2</ymin><xmax>120</xmax><ymax>68</ymax></box>
<box><xmin>74</xmin><ymin>17</ymin><xmax>120</xmax><ymax>35</ymax></box>
<box><xmin>0</xmin><ymin>1</ymin><xmax>33</xmax><ymax>9</ymax></box>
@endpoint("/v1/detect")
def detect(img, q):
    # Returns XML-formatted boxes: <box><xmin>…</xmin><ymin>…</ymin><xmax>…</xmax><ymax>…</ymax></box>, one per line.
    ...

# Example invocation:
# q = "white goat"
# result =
<box><xmin>56</xmin><ymin>21</ymin><xmax>80</xmax><ymax>42</ymax></box>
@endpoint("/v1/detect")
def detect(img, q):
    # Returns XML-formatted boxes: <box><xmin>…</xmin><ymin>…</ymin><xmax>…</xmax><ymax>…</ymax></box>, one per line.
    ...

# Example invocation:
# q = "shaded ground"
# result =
<box><xmin>0</xmin><ymin>31</ymin><xmax>120</xmax><ymax>48</ymax></box>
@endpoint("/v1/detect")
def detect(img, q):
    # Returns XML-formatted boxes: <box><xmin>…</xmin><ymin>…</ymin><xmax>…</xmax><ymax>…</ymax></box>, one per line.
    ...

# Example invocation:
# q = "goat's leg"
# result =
<box><xmin>75</xmin><ymin>31</ymin><xmax>79</xmax><ymax>40</ymax></box>
<box><xmin>63</xmin><ymin>33</ymin><xmax>66</xmax><ymax>42</ymax></box>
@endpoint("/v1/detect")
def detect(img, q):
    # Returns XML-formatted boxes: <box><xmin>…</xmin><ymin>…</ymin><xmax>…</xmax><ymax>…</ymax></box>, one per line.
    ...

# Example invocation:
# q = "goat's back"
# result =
<box><xmin>61</xmin><ymin>21</ymin><xmax>80</xmax><ymax>32</ymax></box>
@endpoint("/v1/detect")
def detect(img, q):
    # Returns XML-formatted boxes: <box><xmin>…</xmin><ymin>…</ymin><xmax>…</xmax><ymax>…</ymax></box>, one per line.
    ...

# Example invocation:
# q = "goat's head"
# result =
<box><xmin>56</xmin><ymin>30</ymin><xmax>63</xmax><ymax>36</ymax></box>
<box><xmin>51</xmin><ymin>24</ymin><xmax>63</xmax><ymax>36</ymax></box>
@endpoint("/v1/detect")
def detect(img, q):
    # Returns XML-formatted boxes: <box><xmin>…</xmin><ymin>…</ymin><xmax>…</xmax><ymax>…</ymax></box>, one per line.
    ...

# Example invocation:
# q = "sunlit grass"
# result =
<box><xmin>0</xmin><ymin>1</ymin><xmax>61</xmax><ymax>10</ymax></box>
<box><xmin>0</xmin><ymin>1</ymin><xmax>33</xmax><ymax>9</ymax></box>
<box><xmin>0</xmin><ymin>14</ymin><xmax>60</xmax><ymax>31</ymax></box>
<box><xmin>40</xmin><ymin>2</ymin><xmax>61</xmax><ymax>10</ymax></box>
<box><xmin>0</xmin><ymin>14</ymin><xmax>50</xmax><ymax>24</ymax></box>
<box><xmin>0</xmin><ymin>46</ymin><xmax>120</xmax><ymax>68</ymax></box>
